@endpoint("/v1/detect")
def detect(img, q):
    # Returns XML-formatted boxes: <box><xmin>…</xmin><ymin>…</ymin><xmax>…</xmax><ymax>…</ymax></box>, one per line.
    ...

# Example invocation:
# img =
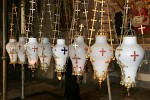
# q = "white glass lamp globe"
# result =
<box><xmin>115</xmin><ymin>36</ymin><xmax>145</xmax><ymax>90</ymax></box>
<box><xmin>26</xmin><ymin>37</ymin><xmax>38</xmax><ymax>72</ymax></box>
<box><xmin>15</xmin><ymin>36</ymin><xmax>26</xmax><ymax>64</ymax></box>
<box><xmin>38</xmin><ymin>37</ymin><xmax>52</xmax><ymax>72</ymax></box>
<box><xmin>6</xmin><ymin>38</ymin><xmax>17</xmax><ymax>67</ymax></box>
<box><xmin>69</xmin><ymin>35</ymin><xmax>88</xmax><ymax>77</ymax></box>
<box><xmin>90</xmin><ymin>35</ymin><xmax>113</xmax><ymax>85</ymax></box>
<box><xmin>52</xmin><ymin>39</ymin><xmax>68</xmax><ymax>80</ymax></box>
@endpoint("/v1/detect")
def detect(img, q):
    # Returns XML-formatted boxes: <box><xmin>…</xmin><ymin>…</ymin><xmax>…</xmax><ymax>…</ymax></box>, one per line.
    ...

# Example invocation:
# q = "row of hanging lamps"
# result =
<box><xmin>115</xmin><ymin>0</ymin><xmax>145</xmax><ymax>95</ymax></box>
<box><xmin>52</xmin><ymin>0</ymin><xmax>69</xmax><ymax>80</ymax></box>
<box><xmin>38</xmin><ymin>0</ymin><xmax>52</xmax><ymax>72</ymax></box>
<box><xmin>88</xmin><ymin>0</ymin><xmax>113</xmax><ymax>86</ymax></box>
<box><xmin>6</xmin><ymin>3</ymin><xmax>18</xmax><ymax>67</ymax></box>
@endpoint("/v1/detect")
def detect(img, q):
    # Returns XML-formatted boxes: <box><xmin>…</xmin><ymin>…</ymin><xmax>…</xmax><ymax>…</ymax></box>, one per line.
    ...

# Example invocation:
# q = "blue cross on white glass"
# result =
<box><xmin>61</xmin><ymin>47</ymin><xmax>68</xmax><ymax>55</ymax></box>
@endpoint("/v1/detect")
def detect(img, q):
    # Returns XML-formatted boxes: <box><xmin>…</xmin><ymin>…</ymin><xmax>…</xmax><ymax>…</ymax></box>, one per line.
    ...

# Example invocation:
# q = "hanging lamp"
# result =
<box><xmin>115</xmin><ymin>0</ymin><xmax>145</xmax><ymax>94</ymax></box>
<box><xmin>6</xmin><ymin>3</ymin><xmax>18</xmax><ymax>67</ymax></box>
<box><xmin>89</xmin><ymin>0</ymin><xmax>113</xmax><ymax>85</ymax></box>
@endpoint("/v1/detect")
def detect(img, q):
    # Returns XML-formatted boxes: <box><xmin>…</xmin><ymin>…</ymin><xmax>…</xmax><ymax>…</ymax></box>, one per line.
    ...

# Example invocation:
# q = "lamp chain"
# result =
<box><xmin>120</xmin><ymin>0</ymin><xmax>130</xmax><ymax>44</ymax></box>
<box><xmin>52</xmin><ymin>0</ymin><xmax>61</xmax><ymax>45</ymax></box>
<box><xmin>97</xmin><ymin>0</ymin><xmax>105</xmax><ymax>35</ymax></box>
<box><xmin>88</xmin><ymin>0</ymin><xmax>98</xmax><ymax>47</ymax></box>
<box><xmin>9</xmin><ymin>3</ymin><xmax>18</xmax><ymax>38</ymax></box>
<box><xmin>69</xmin><ymin>2</ymin><xmax>76</xmax><ymax>44</ymax></box>
<box><xmin>83</xmin><ymin>0</ymin><xmax>89</xmax><ymax>37</ymax></box>
<box><xmin>63</xmin><ymin>0</ymin><xmax>69</xmax><ymax>30</ymax></box>
<box><xmin>38</xmin><ymin>0</ymin><xmax>46</xmax><ymax>41</ymax></box>
<box><xmin>47</xmin><ymin>0</ymin><xmax>54</xmax><ymax>35</ymax></box>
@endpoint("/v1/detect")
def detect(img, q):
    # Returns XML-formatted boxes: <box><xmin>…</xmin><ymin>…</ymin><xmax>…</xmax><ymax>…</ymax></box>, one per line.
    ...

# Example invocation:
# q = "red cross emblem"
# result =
<box><xmin>18</xmin><ymin>45</ymin><xmax>21</xmax><ymax>50</ymax></box>
<box><xmin>100</xmin><ymin>48</ymin><xmax>106</xmax><ymax>56</ymax></box>
<box><xmin>130</xmin><ymin>51</ymin><xmax>139</xmax><ymax>61</ymax></box>
<box><xmin>32</xmin><ymin>46</ymin><xmax>38</xmax><ymax>52</ymax></box>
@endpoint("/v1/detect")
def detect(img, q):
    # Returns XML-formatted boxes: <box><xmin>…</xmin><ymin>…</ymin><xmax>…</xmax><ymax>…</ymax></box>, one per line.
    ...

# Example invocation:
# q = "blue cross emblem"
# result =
<box><xmin>61</xmin><ymin>47</ymin><xmax>68</xmax><ymax>55</ymax></box>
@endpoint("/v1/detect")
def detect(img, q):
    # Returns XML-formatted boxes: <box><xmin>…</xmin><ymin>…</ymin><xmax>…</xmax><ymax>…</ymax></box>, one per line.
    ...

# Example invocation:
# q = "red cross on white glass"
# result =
<box><xmin>18</xmin><ymin>45</ymin><xmax>21</xmax><ymax>50</ymax></box>
<box><xmin>100</xmin><ymin>48</ymin><xmax>106</xmax><ymax>56</ymax></box>
<box><xmin>130</xmin><ymin>51</ymin><xmax>139</xmax><ymax>61</ymax></box>
<box><xmin>32</xmin><ymin>46</ymin><xmax>38</xmax><ymax>52</ymax></box>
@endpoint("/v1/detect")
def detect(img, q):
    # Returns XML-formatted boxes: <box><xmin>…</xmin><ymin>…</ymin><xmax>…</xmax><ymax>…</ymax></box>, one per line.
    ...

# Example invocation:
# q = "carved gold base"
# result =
<box><xmin>57</xmin><ymin>72</ymin><xmax>64</xmax><ymax>80</ymax></box>
<box><xmin>118</xmin><ymin>60</ymin><xmax>137</xmax><ymax>91</ymax></box>
<box><xmin>9</xmin><ymin>62</ymin><xmax>17</xmax><ymax>64</ymax></box>
<box><xmin>55</xmin><ymin>65</ymin><xmax>66</xmax><ymax>73</ymax></box>
<box><xmin>55</xmin><ymin>69</ymin><xmax>66</xmax><ymax>73</ymax></box>
<box><xmin>94</xmin><ymin>70</ymin><xmax>108</xmax><ymax>86</ymax></box>
<box><xmin>28</xmin><ymin>64</ymin><xmax>38</xmax><ymax>75</ymax></box>
<box><xmin>55</xmin><ymin>67</ymin><xmax>66</xmax><ymax>80</ymax></box>
<box><xmin>120</xmin><ymin>76</ymin><xmax>136</xmax><ymax>91</ymax></box>
<box><xmin>120</xmin><ymin>81</ymin><xmax>136</xmax><ymax>89</ymax></box>
<box><xmin>72</xmin><ymin>72</ymin><xmax>83</xmax><ymax>76</ymax></box>
<box><xmin>40</xmin><ymin>63</ymin><xmax>49</xmax><ymax>72</ymax></box>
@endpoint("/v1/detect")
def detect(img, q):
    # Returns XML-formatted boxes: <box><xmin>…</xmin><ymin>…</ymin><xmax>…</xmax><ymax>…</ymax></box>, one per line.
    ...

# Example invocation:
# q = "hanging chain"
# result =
<box><xmin>16</xmin><ymin>8</ymin><xmax>20</xmax><ymax>38</ymax></box>
<box><xmin>88</xmin><ymin>0</ymin><xmax>98</xmax><ymax>47</ymax></box>
<box><xmin>9</xmin><ymin>3</ymin><xmax>18</xmax><ymax>37</ymax></box>
<box><xmin>38</xmin><ymin>11</ymin><xmax>44</xmax><ymax>40</ymax></box>
<box><xmin>106</xmin><ymin>0</ymin><xmax>113</xmax><ymax>46</ymax></box>
<box><xmin>106</xmin><ymin>0</ymin><xmax>114</xmax><ymax>59</ymax></box>
<box><xmin>138</xmin><ymin>4</ymin><xmax>146</xmax><ymax>43</ymax></box>
<box><xmin>47</xmin><ymin>0</ymin><xmax>53</xmax><ymax>31</ymax></box>
<box><xmin>120</xmin><ymin>0</ymin><xmax>130</xmax><ymax>44</ymax></box>
<box><xmin>82</xmin><ymin>0</ymin><xmax>89</xmax><ymax>37</ymax></box>
<box><xmin>108</xmin><ymin>1</ymin><xmax>119</xmax><ymax>44</ymax></box>
<box><xmin>30</xmin><ymin>0</ymin><xmax>36</xmax><ymax>35</ymax></box>
<box><xmin>97</xmin><ymin>0</ymin><xmax>105</xmax><ymax>35</ymax></box>
<box><xmin>124</xmin><ymin>0</ymin><xmax>130</xmax><ymax>35</ymax></box>
<box><xmin>75</xmin><ymin>0</ymin><xmax>81</xmax><ymax>35</ymax></box>
<box><xmin>69</xmin><ymin>0</ymin><xmax>81</xmax><ymax>42</ymax></box>
<box><xmin>52</xmin><ymin>0</ymin><xmax>61</xmax><ymax>45</ymax></box>
<box><xmin>69</xmin><ymin>3</ymin><xmax>76</xmax><ymax>44</ymax></box>
<box><xmin>26</xmin><ymin>0</ymin><xmax>36</xmax><ymax>37</ymax></box>
<box><xmin>25</xmin><ymin>0</ymin><xmax>36</xmax><ymax>50</ymax></box>
<box><xmin>57</xmin><ymin>0</ymin><xmax>61</xmax><ymax>37</ymax></box>
<box><xmin>63</xmin><ymin>0</ymin><xmax>69</xmax><ymax>30</ymax></box>
<box><xmin>38</xmin><ymin>0</ymin><xmax>46</xmax><ymax>40</ymax></box>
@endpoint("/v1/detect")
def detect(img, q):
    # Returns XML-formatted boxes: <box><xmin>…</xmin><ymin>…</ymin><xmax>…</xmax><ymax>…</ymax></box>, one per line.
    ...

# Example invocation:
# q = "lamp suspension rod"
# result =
<box><xmin>20</xmin><ymin>0</ymin><xmax>26</xmax><ymax>99</ymax></box>
<box><xmin>2</xmin><ymin>0</ymin><xmax>7</xmax><ymax>99</ymax></box>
